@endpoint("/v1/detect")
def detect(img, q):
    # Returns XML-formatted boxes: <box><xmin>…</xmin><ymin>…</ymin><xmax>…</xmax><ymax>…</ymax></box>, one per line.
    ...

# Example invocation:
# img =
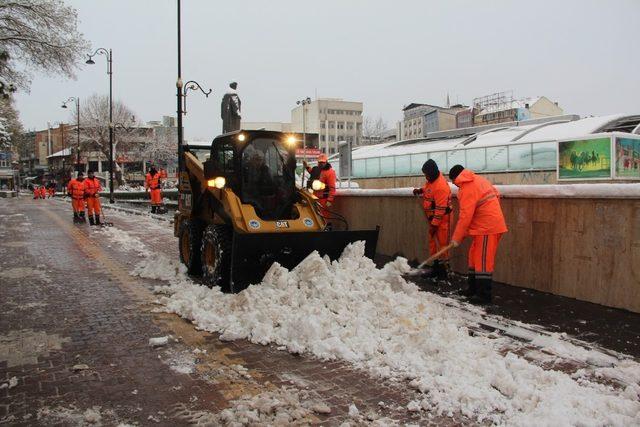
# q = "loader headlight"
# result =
<box><xmin>311</xmin><ymin>180</ymin><xmax>325</xmax><ymax>191</ymax></box>
<box><xmin>207</xmin><ymin>177</ymin><xmax>226</xmax><ymax>189</ymax></box>
<box><xmin>286</xmin><ymin>135</ymin><xmax>297</xmax><ymax>146</ymax></box>
<box><xmin>237</xmin><ymin>133</ymin><xmax>246</xmax><ymax>142</ymax></box>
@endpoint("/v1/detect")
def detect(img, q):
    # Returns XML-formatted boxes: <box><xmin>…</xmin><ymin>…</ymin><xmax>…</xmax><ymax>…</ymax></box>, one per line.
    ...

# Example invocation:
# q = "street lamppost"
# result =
<box><xmin>85</xmin><ymin>47</ymin><xmax>114</xmax><ymax>203</ymax></box>
<box><xmin>183</xmin><ymin>81</ymin><xmax>212</xmax><ymax>115</ymax></box>
<box><xmin>296</xmin><ymin>97</ymin><xmax>311</xmax><ymax>186</ymax></box>
<box><xmin>61</xmin><ymin>97</ymin><xmax>81</xmax><ymax>173</ymax></box>
<box><xmin>175</xmin><ymin>1</ymin><xmax>210</xmax><ymax>176</ymax></box>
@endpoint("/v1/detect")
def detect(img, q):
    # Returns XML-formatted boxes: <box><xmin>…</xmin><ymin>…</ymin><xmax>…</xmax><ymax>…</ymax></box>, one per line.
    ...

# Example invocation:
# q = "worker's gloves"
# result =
<box><xmin>325</xmin><ymin>201</ymin><xmax>332</xmax><ymax>207</ymax></box>
<box><xmin>451</xmin><ymin>240</ymin><xmax>460</xmax><ymax>248</ymax></box>
<box><xmin>412</xmin><ymin>188</ymin><xmax>423</xmax><ymax>196</ymax></box>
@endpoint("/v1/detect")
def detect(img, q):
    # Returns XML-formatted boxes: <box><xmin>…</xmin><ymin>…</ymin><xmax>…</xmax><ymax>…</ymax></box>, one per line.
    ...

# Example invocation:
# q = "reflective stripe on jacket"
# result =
<box><xmin>67</xmin><ymin>179</ymin><xmax>85</xmax><ymax>199</ymax></box>
<box><xmin>145</xmin><ymin>172</ymin><xmax>161</xmax><ymax>190</ymax></box>
<box><xmin>452</xmin><ymin>169</ymin><xmax>507</xmax><ymax>243</ymax></box>
<box><xmin>421</xmin><ymin>172</ymin><xmax>452</xmax><ymax>227</ymax></box>
<box><xmin>83</xmin><ymin>177</ymin><xmax>102</xmax><ymax>197</ymax></box>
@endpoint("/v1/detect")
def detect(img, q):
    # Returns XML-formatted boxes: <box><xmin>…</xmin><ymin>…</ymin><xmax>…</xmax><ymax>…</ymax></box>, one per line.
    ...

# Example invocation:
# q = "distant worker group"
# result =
<box><xmin>66</xmin><ymin>170</ymin><xmax>103</xmax><ymax>225</ymax></box>
<box><xmin>413</xmin><ymin>161</ymin><xmax>508</xmax><ymax>305</ymax></box>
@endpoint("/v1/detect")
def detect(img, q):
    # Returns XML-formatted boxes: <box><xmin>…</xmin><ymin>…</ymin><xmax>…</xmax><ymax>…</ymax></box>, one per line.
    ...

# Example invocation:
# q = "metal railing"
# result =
<box><xmin>352</xmin><ymin>141</ymin><xmax>556</xmax><ymax>178</ymax></box>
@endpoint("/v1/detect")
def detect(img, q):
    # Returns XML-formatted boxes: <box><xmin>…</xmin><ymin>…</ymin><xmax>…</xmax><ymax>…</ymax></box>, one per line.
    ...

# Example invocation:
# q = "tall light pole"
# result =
<box><xmin>86</xmin><ymin>47</ymin><xmax>114</xmax><ymax>202</ymax></box>
<box><xmin>176</xmin><ymin>0</ymin><xmax>184</xmax><ymax>173</ymax></box>
<box><xmin>175</xmin><ymin>1</ymin><xmax>210</xmax><ymax>176</ymax></box>
<box><xmin>296</xmin><ymin>97</ymin><xmax>311</xmax><ymax>187</ymax></box>
<box><xmin>61</xmin><ymin>97</ymin><xmax>80</xmax><ymax>172</ymax></box>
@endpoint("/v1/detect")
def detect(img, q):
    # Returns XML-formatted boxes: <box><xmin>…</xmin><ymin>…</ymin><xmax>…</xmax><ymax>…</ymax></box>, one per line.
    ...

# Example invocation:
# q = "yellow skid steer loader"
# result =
<box><xmin>174</xmin><ymin>130</ymin><xmax>379</xmax><ymax>292</ymax></box>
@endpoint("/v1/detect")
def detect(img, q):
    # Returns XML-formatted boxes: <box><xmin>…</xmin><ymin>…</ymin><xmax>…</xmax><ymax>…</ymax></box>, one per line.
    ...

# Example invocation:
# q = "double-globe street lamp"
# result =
<box><xmin>85</xmin><ymin>47</ymin><xmax>115</xmax><ymax>203</ymax></box>
<box><xmin>61</xmin><ymin>97</ymin><xmax>81</xmax><ymax>172</ymax></box>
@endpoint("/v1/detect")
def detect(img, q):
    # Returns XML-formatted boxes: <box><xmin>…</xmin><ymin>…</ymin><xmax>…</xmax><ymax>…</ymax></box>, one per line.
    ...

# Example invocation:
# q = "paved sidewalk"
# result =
<box><xmin>2</xmin><ymin>197</ymin><xmax>639</xmax><ymax>426</ymax></box>
<box><xmin>0</xmin><ymin>198</ymin><xmax>435</xmax><ymax>426</ymax></box>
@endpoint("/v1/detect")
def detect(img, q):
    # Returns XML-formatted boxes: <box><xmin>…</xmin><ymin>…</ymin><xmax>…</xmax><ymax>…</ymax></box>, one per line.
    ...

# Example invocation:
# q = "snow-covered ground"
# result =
<box><xmin>98</xmin><ymin>212</ymin><xmax>640</xmax><ymax>426</ymax></box>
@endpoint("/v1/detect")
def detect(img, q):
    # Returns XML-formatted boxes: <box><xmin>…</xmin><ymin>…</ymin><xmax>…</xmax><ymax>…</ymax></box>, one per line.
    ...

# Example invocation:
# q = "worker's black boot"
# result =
<box><xmin>73</xmin><ymin>212</ymin><xmax>79</xmax><ymax>223</ymax></box>
<box><xmin>437</xmin><ymin>261</ymin><xmax>450</xmax><ymax>281</ymax></box>
<box><xmin>88</xmin><ymin>215</ymin><xmax>95</xmax><ymax>226</ymax></box>
<box><xmin>95</xmin><ymin>214</ymin><xmax>101</xmax><ymax>226</ymax></box>
<box><xmin>151</xmin><ymin>206</ymin><xmax>157</xmax><ymax>214</ymax></box>
<box><xmin>79</xmin><ymin>212</ymin><xmax>86</xmax><ymax>223</ymax></box>
<box><xmin>470</xmin><ymin>277</ymin><xmax>492</xmax><ymax>305</ymax></box>
<box><xmin>423</xmin><ymin>260</ymin><xmax>442</xmax><ymax>280</ymax></box>
<box><xmin>458</xmin><ymin>271</ymin><xmax>477</xmax><ymax>297</ymax></box>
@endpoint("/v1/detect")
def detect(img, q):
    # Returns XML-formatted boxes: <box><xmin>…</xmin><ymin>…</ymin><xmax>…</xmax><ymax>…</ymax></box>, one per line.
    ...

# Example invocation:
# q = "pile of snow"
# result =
<box><xmin>155</xmin><ymin>242</ymin><xmax>640</xmax><ymax>425</ymax></box>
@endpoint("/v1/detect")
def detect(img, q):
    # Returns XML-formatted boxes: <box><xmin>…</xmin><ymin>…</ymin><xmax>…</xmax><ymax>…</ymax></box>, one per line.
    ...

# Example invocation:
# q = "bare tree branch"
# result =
<box><xmin>0</xmin><ymin>0</ymin><xmax>90</xmax><ymax>92</ymax></box>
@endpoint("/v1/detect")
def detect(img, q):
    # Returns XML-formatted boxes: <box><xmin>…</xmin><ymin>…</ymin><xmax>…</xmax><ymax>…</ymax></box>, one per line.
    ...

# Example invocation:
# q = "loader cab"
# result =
<box><xmin>205</xmin><ymin>130</ymin><xmax>298</xmax><ymax>221</ymax></box>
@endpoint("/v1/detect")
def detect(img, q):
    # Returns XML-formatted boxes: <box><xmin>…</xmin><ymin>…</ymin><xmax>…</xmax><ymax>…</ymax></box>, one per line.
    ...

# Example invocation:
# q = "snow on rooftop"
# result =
<box><xmin>47</xmin><ymin>148</ymin><xmax>72</xmax><ymax>158</ymax></box>
<box><xmin>517</xmin><ymin>114</ymin><xmax>629</xmax><ymax>143</ymax></box>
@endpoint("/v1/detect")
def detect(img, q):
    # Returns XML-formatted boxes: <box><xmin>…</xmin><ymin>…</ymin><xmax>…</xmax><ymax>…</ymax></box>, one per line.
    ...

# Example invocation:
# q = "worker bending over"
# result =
<box><xmin>145</xmin><ymin>167</ymin><xmax>163</xmax><ymax>214</ymax></box>
<box><xmin>413</xmin><ymin>159</ymin><xmax>452</xmax><ymax>280</ymax></box>
<box><xmin>84</xmin><ymin>170</ymin><xmax>102</xmax><ymax>226</ymax></box>
<box><xmin>449</xmin><ymin>165</ymin><xmax>507</xmax><ymax>304</ymax></box>
<box><xmin>67</xmin><ymin>172</ymin><xmax>87</xmax><ymax>223</ymax></box>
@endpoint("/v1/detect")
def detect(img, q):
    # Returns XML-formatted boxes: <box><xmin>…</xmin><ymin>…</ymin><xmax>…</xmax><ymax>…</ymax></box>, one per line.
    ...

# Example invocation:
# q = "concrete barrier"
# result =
<box><xmin>333</xmin><ymin>184</ymin><xmax>640</xmax><ymax>313</ymax></box>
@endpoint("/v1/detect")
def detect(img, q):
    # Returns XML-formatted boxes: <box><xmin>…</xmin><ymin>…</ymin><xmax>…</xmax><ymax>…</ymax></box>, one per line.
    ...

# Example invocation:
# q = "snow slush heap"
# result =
<box><xmin>157</xmin><ymin>242</ymin><xmax>640</xmax><ymax>425</ymax></box>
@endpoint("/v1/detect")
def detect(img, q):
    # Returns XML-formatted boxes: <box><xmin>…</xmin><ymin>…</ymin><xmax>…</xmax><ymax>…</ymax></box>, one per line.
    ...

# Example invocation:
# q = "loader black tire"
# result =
<box><xmin>179</xmin><ymin>219</ymin><xmax>204</xmax><ymax>275</ymax></box>
<box><xmin>201</xmin><ymin>224</ymin><xmax>232</xmax><ymax>292</ymax></box>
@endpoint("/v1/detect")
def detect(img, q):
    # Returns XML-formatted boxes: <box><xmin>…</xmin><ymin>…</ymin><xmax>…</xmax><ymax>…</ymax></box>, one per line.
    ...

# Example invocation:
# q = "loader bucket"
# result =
<box><xmin>229</xmin><ymin>228</ymin><xmax>380</xmax><ymax>293</ymax></box>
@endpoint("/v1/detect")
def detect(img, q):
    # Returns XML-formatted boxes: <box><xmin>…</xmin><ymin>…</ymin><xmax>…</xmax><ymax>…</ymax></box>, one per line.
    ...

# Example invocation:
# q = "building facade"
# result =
<box><xmin>244</xmin><ymin>98</ymin><xmax>364</xmax><ymax>155</ymax></box>
<box><xmin>402</xmin><ymin>103</ymin><xmax>469</xmax><ymax>139</ymax></box>
<box><xmin>474</xmin><ymin>95</ymin><xmax>564</xmax><ymax>125</ymax></box>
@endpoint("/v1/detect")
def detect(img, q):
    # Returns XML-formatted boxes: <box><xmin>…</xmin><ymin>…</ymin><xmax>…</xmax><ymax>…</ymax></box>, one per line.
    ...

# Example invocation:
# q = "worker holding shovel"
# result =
<box><xmin>448</xmin><ymin>165</ymin><xmax>507</xmax><ymax>304</ymax></box>
<box><xmin>413</xmin><ymin>159</ymin><xmax>452</xmax><ymax>281</ymax></box>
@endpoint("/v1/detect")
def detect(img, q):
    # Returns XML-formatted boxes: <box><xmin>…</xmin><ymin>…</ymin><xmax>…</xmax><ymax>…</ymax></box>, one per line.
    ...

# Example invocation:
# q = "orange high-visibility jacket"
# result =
<box><xmin>317</xmin><ymin>165</ymin><xmax>337</xmax><ymax>202</ymax></box>
<box><xmin>67</xmin><ymin>179</ymin><xmax>85</xmax><ymax>199</ymax></box>
<box><xmin>83</xmin><ymin>177</ymin><xmax>102</xmax><ymax>197</ymax></box>
<box><xmin>452</xmin><ymin>169</ymin><xmax>507</xmax><ymax>243</ymax></box>
<box><xmin>421</xmin><ymin>172</ymin><xmax>452</xmax><ymax>227</ymax></box>
<box><xmin>145</xmin><ymin>172</ymin><xmax>161</xmax><ymax>190</ymax></box>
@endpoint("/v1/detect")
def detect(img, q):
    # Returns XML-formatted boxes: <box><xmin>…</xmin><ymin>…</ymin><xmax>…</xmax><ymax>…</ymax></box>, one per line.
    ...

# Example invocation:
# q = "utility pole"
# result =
<box><xmin>296</xmin><ymin>97</ymin><xmax>311</xmax><ymax>187</ymax></box>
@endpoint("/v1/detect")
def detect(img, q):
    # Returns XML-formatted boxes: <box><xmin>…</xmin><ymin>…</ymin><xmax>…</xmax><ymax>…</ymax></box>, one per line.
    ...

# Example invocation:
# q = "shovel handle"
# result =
<box><xmin>417</xmin><ymin>243</ymin><xmax>455</xmax><ymax>269</ymax></box>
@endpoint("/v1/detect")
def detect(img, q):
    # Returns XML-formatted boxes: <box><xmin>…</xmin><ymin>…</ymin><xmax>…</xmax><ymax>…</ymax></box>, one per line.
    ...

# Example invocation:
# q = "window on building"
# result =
<box><xmin>329</xmin><ymin>122</ymin><xmax>335</xmax><ymax>129</ymax></box>
<box><xmin>338</xmin><ymin>123</ymin><xmax>344</xmax><ymax>129</ymax></box>
<box><xmin>329</xmin><ymin>147</ymin><xmax>336</xmax><ymax>154</ymax></box>
<box><xmin>321</xmin><ymin>135</ymin><xmax>325</xmax><ymax>142</ymax></box>
<box><xmin>320</xmin><ymin>122</ymin><xmax>325</xmax><ymax>129</ymax></box>
<box><xmin>329</xmin><ymin>136</ymin><xmax>335</xmax><ymax>142</ymax></box>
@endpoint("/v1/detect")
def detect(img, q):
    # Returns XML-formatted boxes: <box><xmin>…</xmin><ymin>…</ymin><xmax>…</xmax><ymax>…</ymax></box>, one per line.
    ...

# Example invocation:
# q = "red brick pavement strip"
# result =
<box><xmin>0</xmin><ymin>198</ymin><xmax>460</xmax><ymax>426</ymax></box>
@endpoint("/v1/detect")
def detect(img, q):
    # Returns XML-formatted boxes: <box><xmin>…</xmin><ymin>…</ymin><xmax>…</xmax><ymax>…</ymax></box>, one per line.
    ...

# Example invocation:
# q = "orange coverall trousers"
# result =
<box><xmin>86</xmin><ymin>196</ymin><xmax>102</xmax><ymax>216</ymax></box>
<box><xmin>71</xmin><ymin>198</ymin><xmax>85</xmax><ymax>214</ymax></box>
<box><xmin>429</xmin><ymin>218</ymin><xmax>450</xmax><ymax>261</ymax></box>
<box><xmin>149</xmin><ymin>188</ymin><xmax>162</xmax><ymax>206</ymax></box>
<box><xmin>468</xmin><ymin>233</ymin><xmax>502</xmax><ymax>277</ymax></box>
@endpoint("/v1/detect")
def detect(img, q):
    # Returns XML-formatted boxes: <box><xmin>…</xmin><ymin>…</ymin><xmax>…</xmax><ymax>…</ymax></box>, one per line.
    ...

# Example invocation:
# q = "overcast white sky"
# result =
<box><xmin>14</xmin><ymin>0</ymin><xmax>640</xmax><ymax>140</ymax></box>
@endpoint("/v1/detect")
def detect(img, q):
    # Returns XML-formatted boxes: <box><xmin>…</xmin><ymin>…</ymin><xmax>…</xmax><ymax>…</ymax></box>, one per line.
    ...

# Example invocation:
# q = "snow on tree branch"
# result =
<box><xmin>0</xmin><ymin>0</ymin><xmax>90</xmax><ymax>93</ymax></box>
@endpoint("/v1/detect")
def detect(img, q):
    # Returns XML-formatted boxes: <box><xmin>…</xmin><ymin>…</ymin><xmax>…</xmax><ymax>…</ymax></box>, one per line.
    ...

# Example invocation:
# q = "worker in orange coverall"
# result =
<box><xmin>413</xmin><ymin>159</ymin><xmax>452</xmax><ymax>281</ymax></box>
<box><xmin>145</xmin><ymin>166</ymin><xmax>163</xmax><ymax>214</ymax></box>
<box><xmin>83</xmin><ymin>170</ymin><xmax>102</xmax><ymax>226</ymax></box>
<box><xmin>303</xmin><ymin>153</ymin><xmax>336</xmax><ymax>228</ymax></box>
<box><xmin>67</xmin><ymin>172</ymin><xmax>86</xmax><ymax>223</ymax></box>
<box><xmin>449</xmin><ymin>164</ymin><xmax>508</xmax><ymax>304</ymax></box>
